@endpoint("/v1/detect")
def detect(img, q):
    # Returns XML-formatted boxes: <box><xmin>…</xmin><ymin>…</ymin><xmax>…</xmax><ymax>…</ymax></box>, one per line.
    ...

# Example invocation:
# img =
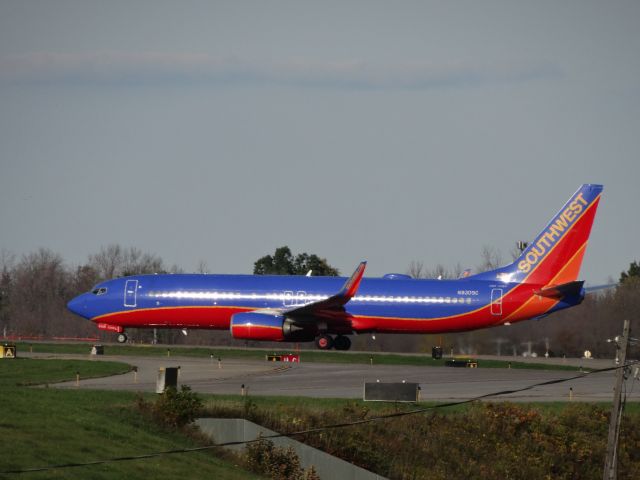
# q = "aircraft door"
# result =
<box><xmin>490</xmin><ymin>288</ymin><xmax>503</xmax><ymax>315</ymax></box>
<box><xmin>283</xmin><ymin>291</ymin><xmax>294</xmax><ymax>307</ymax></box>
<box><xmin>124</xmin><ymin>280</ymin><xmax>138</xmax><ymax>307</ymax></box>
<box><xmin>296</xmin><ymin>291</ymin><xmax>306</xmax><ymax>306</ymax></box>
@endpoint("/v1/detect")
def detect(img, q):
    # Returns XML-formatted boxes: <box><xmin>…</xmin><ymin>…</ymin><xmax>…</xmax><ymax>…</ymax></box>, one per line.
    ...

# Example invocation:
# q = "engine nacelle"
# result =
<box><xmin>231</xmin><ymin>312</ymin><xmax>285</xmax><ymax>341</ymax></box>
<box><xmin>230</xmin><ymin>312</ymin><xmax>316</xmax><ymax>342</ymax></box>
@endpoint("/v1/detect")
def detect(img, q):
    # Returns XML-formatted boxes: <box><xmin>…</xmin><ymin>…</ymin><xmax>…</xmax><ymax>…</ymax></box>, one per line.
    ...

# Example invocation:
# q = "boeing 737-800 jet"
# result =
<box><xmin>68</xmin><ymin>184</ymin><xmax>603</xmax><ymax>350</ymax></box>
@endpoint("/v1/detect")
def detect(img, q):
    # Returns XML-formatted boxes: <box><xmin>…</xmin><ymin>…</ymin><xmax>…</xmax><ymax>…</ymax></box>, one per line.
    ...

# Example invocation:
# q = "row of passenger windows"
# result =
<box><xmin>353</xmin><ymin>296</ymin><xmax>474</xmax><ymax>305</ymax></box>
<box><xmin>146</xmin><ymin>291</ymin><xmax>475</xmax><ymax>305</ymax></box>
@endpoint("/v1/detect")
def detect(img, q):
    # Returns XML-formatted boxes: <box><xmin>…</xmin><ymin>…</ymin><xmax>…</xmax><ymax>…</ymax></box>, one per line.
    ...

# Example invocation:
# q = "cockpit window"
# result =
<box><xmin>91</xmin><ymin>287</ymin><xmax>108</xmax><ymax>295</ymax></box>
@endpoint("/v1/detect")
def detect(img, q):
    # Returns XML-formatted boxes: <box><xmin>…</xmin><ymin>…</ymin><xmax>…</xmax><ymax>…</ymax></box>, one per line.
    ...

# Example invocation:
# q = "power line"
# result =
<box><xmin>603</xmin><ymin>319</ymin><xmax>632</xmax><ymax>480</ymax></box>
<box><xmin>3</xmin><ymin>361</ymin><xmax>638</xmax><ymax>475</ymax></box>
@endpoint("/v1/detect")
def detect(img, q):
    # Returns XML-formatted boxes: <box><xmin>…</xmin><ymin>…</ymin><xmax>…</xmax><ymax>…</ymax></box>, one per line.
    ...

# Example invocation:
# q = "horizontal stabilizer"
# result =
<box><xmin>535</xmin><ymin>280</ymin><xmax>584</xmax><ymax>299</ymax></box>
<box><xmin>459</xmin><ymin>268</ymin><xmax>472</xmax><ymax>279</ymax></box>
<box><xmin>584</xmin><ymin>283</ymin><xmax>617</xmax><ymax>293</ymax></box>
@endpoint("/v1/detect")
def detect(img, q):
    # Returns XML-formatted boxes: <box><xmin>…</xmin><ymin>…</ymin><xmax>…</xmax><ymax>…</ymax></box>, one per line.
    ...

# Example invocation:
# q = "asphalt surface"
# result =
<box><xmin>24</xmin><ymin>352</ymin><xmax>640</xmax><ymax>402</ymax></box>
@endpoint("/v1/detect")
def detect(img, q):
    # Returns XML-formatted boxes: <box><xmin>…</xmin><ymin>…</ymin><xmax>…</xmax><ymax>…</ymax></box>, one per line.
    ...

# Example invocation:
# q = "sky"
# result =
<box><xmin>0</xmin><ymin>1</ymin><xmax>638</xmax><ymax>283</ymax></box>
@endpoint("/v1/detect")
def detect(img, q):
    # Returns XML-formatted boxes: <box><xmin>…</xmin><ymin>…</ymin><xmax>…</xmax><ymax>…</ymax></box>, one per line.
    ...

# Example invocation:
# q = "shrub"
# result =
<box><xmin>245</xmin><ymin>435</ymin><xmax>319</xmax><ymax>480</ymax></box>
<box><xmin>201</xmin><ymin>398</ymin><xmax>640</xmax><ymax>480</ymax></box>
<box><xmin>151</xmin><ymin>385</ymin><xmax>203</xmax><ymax>428</ymax></box>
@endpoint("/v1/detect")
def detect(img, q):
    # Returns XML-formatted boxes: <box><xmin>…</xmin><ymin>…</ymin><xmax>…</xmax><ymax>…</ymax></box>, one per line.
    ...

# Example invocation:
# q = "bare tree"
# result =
<box><xmin>407</xmin><ymin>261</ymin><xmax>462</xmax><ymax>280</ymax></box>
<box><xmin>407</xmin><ymin>260</ymin><xmax>424</xmax><ymax>279</ymax></box>
<box><xmin>0</xmin><ymin>249</ymin><xmax>16</xmax><ymax>272</ymax></box>
<box><xmin>89</xmin><ymin>244</ymin><xmax>165</xmax><ymax>279</ymax></box>
<box><xmin>167</xmin><ymin>264</ymin><xmax>184</xmax><ymax>274</ymax></box>
<box><xmin>10</xmin><ymin>249</ymin><xmax>70</xmax><ymax>336</ymax></box>
<box><xmin>73</xmin><ymin>264</ymin><xmax>99</xmax><ymax>293</ymax></box>
<box><xmin>451</xmin><ymin>262</ymin><xmax>464</xmax><ymax>279</ymax></box>
<box><xmin>89</xmin><ymin>244</ymin><xmax>124</xmax><ymax>280</ymax></box>
<box><xmin>477</xmin><ymin>245</ymin><xmax>504</xmax><ymax>272</ymax></box>
<box><xmin>196</xmin><ymin>259</ymin><xmax>209</xmax><ymax>274</ymax></box>
<box><xmin>430</xmin><ymin>264</ymin><xmax>449</xmax><ymax>279</ymax></box>
<box><xmin>510</xmin><ymin>245</ymin><xmax>523</xmax><ymax>262</ymax></box>
<box><xmin>0</xmin><ymin>250</ymin><xmax>14</xmax><ymax>338</ymax></box>
<box><xmin>121</xmin><ymin>247</ymin><xmax>163</xmax><ymax>276</ymax></box>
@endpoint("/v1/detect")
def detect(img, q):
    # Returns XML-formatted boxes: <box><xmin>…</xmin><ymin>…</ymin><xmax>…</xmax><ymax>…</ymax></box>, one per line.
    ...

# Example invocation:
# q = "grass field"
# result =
<box><xmin>0</xmin><ymin>357</ymin><xmax>131</xmax><ymax>387</ymax></box>
<box><xmin>17</xmin><ymin>341</ymin><xmax>585</xmax><ymax>371</ymax></box>
<box><xmin>0</xmin><ymin>358</ymin><xmax>260</xmax><ymax>480</ymax></box>
<box><xmin>1</xmin><ymin>356</ymin><xmax>637</xmax><ymax>479</ymax></box>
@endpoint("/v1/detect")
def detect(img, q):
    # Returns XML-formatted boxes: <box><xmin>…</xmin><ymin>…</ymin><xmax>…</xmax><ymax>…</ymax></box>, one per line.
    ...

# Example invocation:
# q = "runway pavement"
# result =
<box><xmin>25</xmin><ymin>352</ymin><xmax>640</xmax><ymax>402</ymax></box>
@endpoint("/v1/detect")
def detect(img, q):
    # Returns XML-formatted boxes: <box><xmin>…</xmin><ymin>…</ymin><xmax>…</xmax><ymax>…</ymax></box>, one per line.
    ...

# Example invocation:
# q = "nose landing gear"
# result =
<box><xmin>96</xmin><ymin>323</ymin><xmax>127</xmax><ymax>343</ymax></box>
<box><xmin>315</xmin><ymin>334</ymin><xmax>351</xmax><ymax>351</ymax></box>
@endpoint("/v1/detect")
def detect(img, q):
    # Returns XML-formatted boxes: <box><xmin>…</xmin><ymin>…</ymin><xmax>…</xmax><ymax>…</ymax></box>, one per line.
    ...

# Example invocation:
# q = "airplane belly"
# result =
<box><xmin>349</xmin><ymin>299</ymin><xmax>502</xmax><ymax>334</ymax></box>
<box><xmin>93</xmin><ymin>305</ymin><xmax>252</xmax><ymax>329</ymax></box>
<box><xmin>351</xmin><ymin>315</ymin><xmax>494</xmax><ymax>334</ymax></box>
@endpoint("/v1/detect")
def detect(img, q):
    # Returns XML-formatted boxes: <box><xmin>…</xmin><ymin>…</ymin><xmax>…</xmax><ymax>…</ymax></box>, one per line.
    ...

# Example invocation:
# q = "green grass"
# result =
<box><xmin>18</xmin><ymin>342</ymin><xmax>584</xmax><ymax>371</ymax></box>
<box><xmin>0</xmin><ymin>358</ymin><xmax>131</xmax><ymax>387</ymax></box>
<box><xmin>0</xmin><ymin>359</ymin><xmax>260</xmax><ymax>480</ymax></box>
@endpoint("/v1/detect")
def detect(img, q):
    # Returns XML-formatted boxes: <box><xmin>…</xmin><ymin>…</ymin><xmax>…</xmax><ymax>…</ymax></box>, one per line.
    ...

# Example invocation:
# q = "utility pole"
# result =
<box><xmin>603</xmin><ymin>319</ymin><xmax>631</xmax><ymax>480</ymax></box>
<box><xmin>493</xmin><ymin>338</ymin><xmax>507</xmax><ymax>356</ymax></box>
<box><xmin>521</xmin><ymin>340</ymin><xmax>533</xmax><ymax>357</ymax></box>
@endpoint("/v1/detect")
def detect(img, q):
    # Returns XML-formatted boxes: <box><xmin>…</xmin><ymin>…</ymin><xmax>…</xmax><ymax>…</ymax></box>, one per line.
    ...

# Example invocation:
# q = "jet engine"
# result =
<box><xmin>230</xmin><ymin>312</ymin><xmax>315</xmax><ymax>342</ymax></box>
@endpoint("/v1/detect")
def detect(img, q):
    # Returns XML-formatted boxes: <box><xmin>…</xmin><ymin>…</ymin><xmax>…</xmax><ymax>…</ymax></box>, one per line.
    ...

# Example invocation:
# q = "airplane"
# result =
<box><xmin>67</xmin><ymin>184</ymin><xmax>603</xmax><ymax>351</ymax></box>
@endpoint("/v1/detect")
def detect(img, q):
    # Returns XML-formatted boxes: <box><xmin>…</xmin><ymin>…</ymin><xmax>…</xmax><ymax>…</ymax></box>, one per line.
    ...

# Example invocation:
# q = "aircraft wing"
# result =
<box><xmin>284</xmin><ymin>261</ymin><xmax>367</xmax><ymax>318</ymax></box>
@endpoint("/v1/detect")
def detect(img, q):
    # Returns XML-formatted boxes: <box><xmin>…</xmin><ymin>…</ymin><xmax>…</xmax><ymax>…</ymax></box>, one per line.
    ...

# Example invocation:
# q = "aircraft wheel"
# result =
<box><xmin>116</xmin><ymin>333</ymin><xmax>128</xmax><ymax>344</ymax></box>
<box><xmin>334</xmin><ymin>335</ymin><xmax>351</xmax><ymax>351</ymax></box>
<box><xmin>315</xmin><ymin>334</ymin><xmax>334</xmax><ymax>350</ymax></box>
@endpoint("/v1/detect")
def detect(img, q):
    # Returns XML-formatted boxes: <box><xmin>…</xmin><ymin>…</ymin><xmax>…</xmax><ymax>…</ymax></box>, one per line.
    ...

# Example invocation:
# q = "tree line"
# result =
<box><xmin>0</xmin><ymin>245</ymin><xmax>180</xmax><ymax>341</ymax></box>
<box><xmin>0</xmin><ymin>245</ymin><xmax>637</xmax><ymax>358</ymax></box>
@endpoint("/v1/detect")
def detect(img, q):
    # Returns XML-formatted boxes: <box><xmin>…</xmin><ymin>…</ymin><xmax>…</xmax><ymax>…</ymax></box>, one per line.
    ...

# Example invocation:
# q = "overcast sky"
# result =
<box><xmin>0</xmin><ymin>1</ymin><xmax>638</xmax><ymax>283</ymax></box>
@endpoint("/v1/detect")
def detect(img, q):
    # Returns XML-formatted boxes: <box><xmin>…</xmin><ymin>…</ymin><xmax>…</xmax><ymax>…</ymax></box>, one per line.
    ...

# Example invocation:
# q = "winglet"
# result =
<box><xmin>283</xmin><ymin>261</ymin><xmax>367</xmax><ymax>317</ymax></box>
<box><xmin>340</xmin><ymin>261</ymin><xmax>367</xmax><ymax>299</ymax></box>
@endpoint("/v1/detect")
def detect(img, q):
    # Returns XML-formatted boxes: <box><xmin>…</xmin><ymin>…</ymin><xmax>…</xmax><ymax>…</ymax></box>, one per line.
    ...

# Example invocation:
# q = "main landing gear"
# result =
<box><xmin>116</xmin><ymin>333</ymin><xmax>128</xmax><ymax>344</ymax></box>
<box><xmin>315</xmin><ymin>334</ymin><xmax>351</xmax><ymax>351</ymax></box>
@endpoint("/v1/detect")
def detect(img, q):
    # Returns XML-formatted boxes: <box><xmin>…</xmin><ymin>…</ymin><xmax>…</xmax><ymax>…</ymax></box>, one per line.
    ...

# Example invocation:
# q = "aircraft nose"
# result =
<box><xmin>67</xmin><ymin>294</ymin><xmax>89</xmax><ymax>318</ymax></box>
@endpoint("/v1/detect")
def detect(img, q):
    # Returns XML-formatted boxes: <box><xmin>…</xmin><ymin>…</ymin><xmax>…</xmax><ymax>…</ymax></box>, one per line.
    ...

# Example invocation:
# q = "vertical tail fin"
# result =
<box><xmin>473</xmin><ymin>184</ymin><xmax>603</xmax><ymax>286</ymax></box>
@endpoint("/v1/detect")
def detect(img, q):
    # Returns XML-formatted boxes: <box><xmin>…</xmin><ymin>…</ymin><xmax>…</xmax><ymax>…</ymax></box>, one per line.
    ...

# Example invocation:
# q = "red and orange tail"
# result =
<box><xmin>475</xmin><ymin>184</ymin><xmax>603</xmax><ymax>287</ymax></box>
